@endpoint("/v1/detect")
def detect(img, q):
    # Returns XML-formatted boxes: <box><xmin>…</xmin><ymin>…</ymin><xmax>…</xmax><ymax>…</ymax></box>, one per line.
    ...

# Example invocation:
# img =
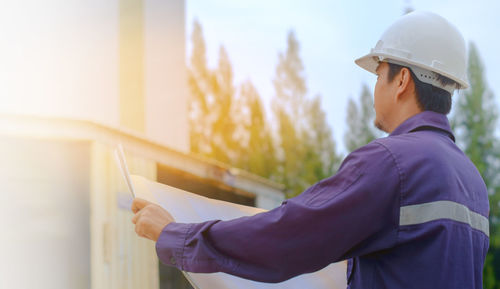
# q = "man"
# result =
<box><xmin>132</xmin><ymin>11</ymin><xmax>489</xmax><ymax>288</ymax></box>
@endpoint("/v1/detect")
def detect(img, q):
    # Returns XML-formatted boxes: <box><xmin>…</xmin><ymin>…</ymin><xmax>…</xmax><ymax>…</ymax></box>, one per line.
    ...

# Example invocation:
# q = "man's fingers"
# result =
<box><xmin>135</xmin><ymin>219</ymin><xmax>144</xmax><ymax>237</ymax></box>
<box><xmin>130</xmin><ymin>200</ymin><xmax>175</xmax><ymax>242</ymax></box>
<box><xmin>131</xmin><ymin>198</ymin><xmax>151</xmax><ymax>213</ymax></box>
<box><xmin>131</xmin><ymin>209</ymin><xmax>143</xmax><ymax>224</ymax></box>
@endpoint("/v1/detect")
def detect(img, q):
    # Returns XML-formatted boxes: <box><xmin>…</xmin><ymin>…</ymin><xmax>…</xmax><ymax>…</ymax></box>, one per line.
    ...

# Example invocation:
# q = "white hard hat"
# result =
<box><xmin>355</xmin><ymin>11</ymin><xmax>468</xmax><ymax>93</ymax></box>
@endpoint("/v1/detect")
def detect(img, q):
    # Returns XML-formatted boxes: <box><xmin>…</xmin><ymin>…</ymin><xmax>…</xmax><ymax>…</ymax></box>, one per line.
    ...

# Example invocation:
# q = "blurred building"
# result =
<box><xmin>0</xmin><ymin>1</ymin><xmax>284</xmax><ymax>289</ymax></box>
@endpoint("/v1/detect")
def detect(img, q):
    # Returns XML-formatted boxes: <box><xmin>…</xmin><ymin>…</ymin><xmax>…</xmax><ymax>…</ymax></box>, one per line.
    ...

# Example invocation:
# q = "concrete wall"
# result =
<box><xmin>0</xmin><ymin>115</ymin><xmax>285</xmax><ymax>289</ymax></box>
<box><xmin>0</xmin><ymin>0</ymin><xmax>120</xmax><ymax>126</ymax></box>
<box><xmin>90</xmin><ymin>142</ymin><xmax>159</xmax><ymax>289</ymax></box>
<box><xmin>0</xmin><ymin>138</ymin><xmax>91</xmax><ymax>289</ymax></box>
<box><xmin>0</xmin><ymin>0</ymin><xmax>189</xmax><ymax>152</ymax></box>
<box><xmin>145</xmin><ymin>0</ymin><xmax>189</xmax><ymax>152</ymax></box>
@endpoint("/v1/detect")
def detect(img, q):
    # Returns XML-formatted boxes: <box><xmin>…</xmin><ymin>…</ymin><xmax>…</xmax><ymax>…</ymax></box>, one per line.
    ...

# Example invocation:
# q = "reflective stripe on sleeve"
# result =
<box><xmin>399</xmin><ymin>200</ymin><xmax>489</xmax><ymax>237</ymax></box>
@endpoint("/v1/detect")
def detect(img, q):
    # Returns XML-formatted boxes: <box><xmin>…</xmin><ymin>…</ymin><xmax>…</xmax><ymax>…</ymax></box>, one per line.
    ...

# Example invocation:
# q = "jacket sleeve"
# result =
<box><xmin>155</xmin><ymin>141</ymin><xmax>401</xmax><ymax>283</ymax></box>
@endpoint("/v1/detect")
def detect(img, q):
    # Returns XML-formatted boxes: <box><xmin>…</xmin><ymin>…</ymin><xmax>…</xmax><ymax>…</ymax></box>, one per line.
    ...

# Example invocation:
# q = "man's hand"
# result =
<box><xmin>131</xmin><ymin>198</ymin><xmax>175</xmax><ymax>242</ymax></box>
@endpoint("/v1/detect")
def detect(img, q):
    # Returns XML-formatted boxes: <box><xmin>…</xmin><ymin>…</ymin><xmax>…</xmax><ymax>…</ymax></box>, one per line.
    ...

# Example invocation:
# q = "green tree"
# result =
<box><xmin>188</xmin><ymin>20</ymin><xmax>278</xmax><ymax>179</ymax></box>
<box><xmin>233</xmin><ymin>81</ymin><xmax>277</xmax><ymax>179</ymax></box>
<box><xmin>188</xmin><ymin>20</ymin><xmax>211</xmax><ymax>156</ymax></box>
<box><xmin>344</xmin><ymin>84</ymin><xmax>381</xmax><ymax>152</ymax></box>
<box><xmin>209</xmin><ymin>46</ymin><xmax>238</xmax><ymax>164</ymax></box>
<box><xmin>302</xmin><ymin>94</ymin><xmax>342</xmax><ymax>183</ymax></box>
<box><xmin>273</xmin><ymin>31</ymin><xmax>340</xmax><ymax>197</ymax></box>
<box><xmin>188</xmin><ymin>23</ymin><xmax>340</xmax><ymax>197</ymax></box>
<box><xmin>187</xmin><ymin>20</ymin><xmax>239</xmax><ymax>165</ymax></box>
<box><xmin>273</xmin><ymin>31</ymin><xmax>308</xmax><ymax>197</ymax></box>
<box><xmin>452</xmin><ymin>42</ymin><xmax>500</xmax><ymax>289</ymax></box>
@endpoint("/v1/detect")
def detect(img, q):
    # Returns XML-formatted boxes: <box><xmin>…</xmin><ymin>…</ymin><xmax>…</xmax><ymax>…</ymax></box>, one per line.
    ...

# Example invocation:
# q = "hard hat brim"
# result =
<box><xmin>355</xmin><ymin>54</ymin><xmax>379</xmax><ymax>75</ymax></box>
<box><xmin>355</xmin><ymin>53</ymin><xmax>469</xmax><ymax>89</ymax></box>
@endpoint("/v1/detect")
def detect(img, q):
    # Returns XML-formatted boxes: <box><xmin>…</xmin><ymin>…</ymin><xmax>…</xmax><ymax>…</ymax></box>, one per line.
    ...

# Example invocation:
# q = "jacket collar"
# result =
<box><xmin>389</xmin><ymin>111</ymin><xmax>455</xmax><ymax>142</ymax></box>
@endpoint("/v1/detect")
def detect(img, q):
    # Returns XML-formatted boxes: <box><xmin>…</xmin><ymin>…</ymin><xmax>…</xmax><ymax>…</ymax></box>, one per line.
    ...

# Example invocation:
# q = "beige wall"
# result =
<box><xmin>144</xmin><ymin>0</ymin><xmax>189</xmax><ymax>152</ymax></box>
<box><xmin>0</xmin><ymin>0</ymin><xmax>190</xmax><ymax>152</ymax></box>
<box><xmin>0</xmin><ymin>115</ymin><xmax>285</xmax><ymax>289</ymax></box>
<box><xmin>90</xmin><ymin>142</ymin><xmax>159</xmax><ymax>289</ymax></box>
<box><xmin>0</xmin><ymin>138</ymin><xmax>91</xmax><ymax>289</ymax></box>
<box><xmin>119</xmin><ymin>0</ymin><xmax>145</xmax><ymax>133</ymax></box>
<box><xmin>0</xmin><ymin>137</ymin><xmax>161</xmax><ymax>289</ymax></box>
<box><xmin>0</xmin><ymin>0</ymin><xmax>120</xmax><ymax>126</ymax></box>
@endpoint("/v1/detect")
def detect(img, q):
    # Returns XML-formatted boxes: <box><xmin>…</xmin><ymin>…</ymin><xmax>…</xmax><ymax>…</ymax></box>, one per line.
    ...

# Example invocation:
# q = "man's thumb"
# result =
<box><xmin>131</xmin><ymin>198</ymin><xmax>150</xmax><ymax>213</ymax></box>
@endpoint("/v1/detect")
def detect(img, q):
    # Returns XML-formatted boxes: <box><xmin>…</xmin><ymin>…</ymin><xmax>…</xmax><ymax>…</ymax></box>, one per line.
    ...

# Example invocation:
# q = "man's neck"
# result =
<box><xmin>387</xmin><ymin>106</ymin><xmax>423</xmax><ymax>133</ymax></box>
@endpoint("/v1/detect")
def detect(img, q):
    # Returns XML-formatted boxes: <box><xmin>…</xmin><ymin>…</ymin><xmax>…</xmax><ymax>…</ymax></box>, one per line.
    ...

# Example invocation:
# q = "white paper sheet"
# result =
<box><xmin>131</xmin><ymin>174</ymin><xmax>347</xmax><ymax>289</ymax></box>
<box><xmin>113</xmin><ymin>144</ymin><xmax>346</xmax><ymax>288</ymax></box>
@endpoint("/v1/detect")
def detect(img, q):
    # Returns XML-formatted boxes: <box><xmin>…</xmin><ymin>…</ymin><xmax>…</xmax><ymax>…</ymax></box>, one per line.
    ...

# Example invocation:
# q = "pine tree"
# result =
<box><xmin>188</xmin><ymin>24</ymin><xmax>340</xmax><ymax>198</ymax></box>
<box><xmin>187</xmin><ymin>21</ymin><xmax>239</xmax><ymax>164</ymax></box>
<box><xmin>452</xmin><ymin>42</ymin><xmax>500</xmax><ymax>289</ymax></box>
<box><xmin>344</xmin><ymin>83</ymin><xmax>381</xmax><ymax>152</ymax></box>
<box><xmin>302</xmin><ymin>94</ymin><xmax>341</xmax><ymax>183</ymax></box>
<box><xmin>272</xmin><ymin>31</ymin><xmax>308</xmax><ymax>196</ymax></box>
<box><xmin>273</xmin><ymin>31</ymin><xmax>340</xmax><ymax>197</ymax></box>
<box><xmin>188</xmin><ymin>20</ymin><xmax>211</xmax><ymax>156</ymax></box>
<box><xmin>233</xmin><ymin>81</ymin><xmax>277</xmax><ymax>179</ymax></box>
<box><xmin>209</xmin><ymin>46</ymin><xmax>238</xmax><ymax>164</ymax></box>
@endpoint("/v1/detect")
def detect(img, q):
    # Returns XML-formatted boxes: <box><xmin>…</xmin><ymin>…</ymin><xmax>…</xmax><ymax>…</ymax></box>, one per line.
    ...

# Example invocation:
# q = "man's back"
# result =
<box><xmin>348</xmin><ymin>112</ymin><xmax>489</xmax><ymax>288</ymax></box>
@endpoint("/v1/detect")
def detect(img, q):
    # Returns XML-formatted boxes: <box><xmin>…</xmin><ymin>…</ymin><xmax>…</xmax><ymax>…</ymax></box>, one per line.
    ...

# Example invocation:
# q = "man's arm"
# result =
<box><xmin>133</xmin><ymin>141</ymin><xmax>401</xmax><ymax>283</ymax></box>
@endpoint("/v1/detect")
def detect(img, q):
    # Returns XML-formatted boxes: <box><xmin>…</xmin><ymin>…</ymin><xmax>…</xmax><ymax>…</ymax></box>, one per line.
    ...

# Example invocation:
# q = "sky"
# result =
<box><xmin>186</xmin><ymin>0</ymin><xmax>500</xmax><ymax>154</ymax></box>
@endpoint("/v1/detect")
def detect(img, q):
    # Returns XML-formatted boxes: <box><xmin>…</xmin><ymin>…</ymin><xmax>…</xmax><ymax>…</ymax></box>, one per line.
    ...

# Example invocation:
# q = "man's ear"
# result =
<box><xmin>395</xmin><ymin>67</ymin><xmax>413</xmax><ymax>100</ymax></box>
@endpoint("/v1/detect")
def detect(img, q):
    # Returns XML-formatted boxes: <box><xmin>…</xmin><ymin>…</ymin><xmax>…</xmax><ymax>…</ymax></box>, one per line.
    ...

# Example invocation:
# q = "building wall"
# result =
<box><xmin>0</xmin><ymin>0</ymin><xmax>120</xmax><ymax>127</ymax></box>
<box><xmin>0</xmin><ymin>0</ymin><xmax>189</xmax><ymax>152</ymax></box>
<box><xmin>119</xmin><ymin>0</ymin><xmax>145</xmax><ymax>133</ymax></box>
<box><xmin>0</xmin><ymin>115</ymin><xmax>285</xmax><ymax>289</ymax></box>
<box><xmin>0</xmin><ymin>137</ymin><xmax>91</xmax><ymax>289</ymax></box>
<box><xmin>0</xmin><ymin>136</ymin><xmax>161</xmax><ymax>289</ymax></box>
<box><xmin>90</xmin><ymin>142</ymin><xmax>159</xmax><ymax>289</ymax></box>
<box><xmin>145</xmin><ymin>0</ymin><xmax>189</xmax><ymax>152</ymax></box>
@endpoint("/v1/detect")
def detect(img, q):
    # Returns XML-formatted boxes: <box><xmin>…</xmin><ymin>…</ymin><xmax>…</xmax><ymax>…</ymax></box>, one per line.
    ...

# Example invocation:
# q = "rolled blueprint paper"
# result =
<box><xmin>131</xmin><ymin>175</ymin><xmax>347</xmax><ymax>289</ymax></box>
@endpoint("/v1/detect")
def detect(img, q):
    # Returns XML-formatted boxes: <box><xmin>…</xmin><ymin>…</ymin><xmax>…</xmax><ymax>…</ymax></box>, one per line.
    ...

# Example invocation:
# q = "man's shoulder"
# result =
<box><xmin>343</xmin><ymin>139</ymin><xmax>396</xmax><ymax>169</ymax></box>
<box><xmin>371</xmin><ymin>129</ymin><xmax>454</xmax><ymax>155</ymax></box>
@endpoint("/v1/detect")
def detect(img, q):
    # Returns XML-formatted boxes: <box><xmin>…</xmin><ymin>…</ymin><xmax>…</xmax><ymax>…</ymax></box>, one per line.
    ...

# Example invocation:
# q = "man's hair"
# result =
<box><xmin>387</xmin><ymin>63</ymin><xmax>457</xmax><ymax>115</ymax></box>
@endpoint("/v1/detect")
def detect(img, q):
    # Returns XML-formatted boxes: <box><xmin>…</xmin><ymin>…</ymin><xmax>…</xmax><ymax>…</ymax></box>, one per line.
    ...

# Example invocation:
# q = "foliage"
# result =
<box><xmin>188</xmin><ymin>25</ymin><xmax>341</xmax><ymax>197</ymax></box>
<box><xmin>272</xmin><ymin>31</ymin><xmax>341</xmax><ymax>197</ymax></box>
<box><xmin>233</xmin><ymin>81</ymin><xmax>277</xmax><ymax>179</ymax></box>
<box><xmin>188</xmin><ymin>20</ymin><xmax>241</xmax><ymax>165</ymax></box>
<box><xmin>344</xmin><ymin>83</ymin><xmax>381</xmax><ymax>152</ymax></box>
<box><xmin>187</xmin><ymin>21</ymin><xmax>278</xmax><ymax>181</ymax></box>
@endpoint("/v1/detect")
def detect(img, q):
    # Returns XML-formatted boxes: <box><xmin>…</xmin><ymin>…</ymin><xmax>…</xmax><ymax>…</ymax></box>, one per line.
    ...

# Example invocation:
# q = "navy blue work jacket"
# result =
<box><xmin>156</xmin><ymin>111</ymin><xmax>489</xmax><ymax>289</ymax></box>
